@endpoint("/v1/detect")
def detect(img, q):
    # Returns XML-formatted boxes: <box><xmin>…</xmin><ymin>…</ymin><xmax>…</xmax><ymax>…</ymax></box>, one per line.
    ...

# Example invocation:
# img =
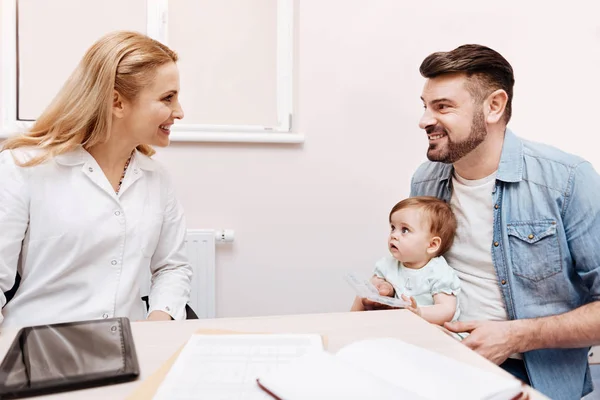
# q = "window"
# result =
<box><xmin>0</xmin><ymin>0</ymin><xmax>300</xmax><ymax>143</ymax></box>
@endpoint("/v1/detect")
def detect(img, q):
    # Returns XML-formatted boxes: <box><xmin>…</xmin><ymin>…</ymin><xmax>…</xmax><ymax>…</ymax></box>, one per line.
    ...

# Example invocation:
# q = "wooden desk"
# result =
<box><xmin>0</xmin><ymin>310</ymin><xmax>545</xmax><ymax>399</ymax></box>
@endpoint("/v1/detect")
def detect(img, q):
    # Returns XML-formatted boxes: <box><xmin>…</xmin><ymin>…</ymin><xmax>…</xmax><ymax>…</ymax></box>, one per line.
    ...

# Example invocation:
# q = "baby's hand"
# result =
<box><xmin>372</xmin><ymin>277</ymin><xmax>395</xmax><ymax>297</ymax></box>
<box><xmin>401</xmin><ymin>294</ymin><xmax>421</xmax><ymax>317</ymax></box>
<box><xmin>361</xmin><ymin>277</ymin><xmax>397</xmax><ymax>310</ymax></box>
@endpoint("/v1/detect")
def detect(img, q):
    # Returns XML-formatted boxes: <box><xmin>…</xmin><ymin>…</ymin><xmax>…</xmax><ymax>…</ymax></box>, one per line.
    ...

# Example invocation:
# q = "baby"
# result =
<box><xmin>351</xmin><ymin>196</ymin><xmax>460</xmax><ymax>325</ymax></box>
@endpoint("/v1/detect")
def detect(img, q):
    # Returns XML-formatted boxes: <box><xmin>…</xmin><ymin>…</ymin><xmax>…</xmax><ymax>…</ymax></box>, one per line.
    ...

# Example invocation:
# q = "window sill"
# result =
<box><xmin>169</xmin><ymin>130</ymin><xmax>304</xmax><ymax>144</ymax></box>
<box><xmin>0</xmin><ymin>129</ymin><xmax>305</xmax><ymax>144</ymax></box>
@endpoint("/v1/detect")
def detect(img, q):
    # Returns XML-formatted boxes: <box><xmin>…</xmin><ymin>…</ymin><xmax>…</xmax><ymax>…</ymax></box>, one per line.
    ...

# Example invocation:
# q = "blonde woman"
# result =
<box><xmin>0</xmin><ymin>31</ymin><xmax>192</xmax><ymax>327</ymax></box>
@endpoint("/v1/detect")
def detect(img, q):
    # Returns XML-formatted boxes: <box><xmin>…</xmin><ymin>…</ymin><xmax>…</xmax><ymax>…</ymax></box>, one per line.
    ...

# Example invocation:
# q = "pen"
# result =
<box><xmin>256</xmin><ymin>379</ymin><xmax>283</xmax><ymax>400</ymax></box>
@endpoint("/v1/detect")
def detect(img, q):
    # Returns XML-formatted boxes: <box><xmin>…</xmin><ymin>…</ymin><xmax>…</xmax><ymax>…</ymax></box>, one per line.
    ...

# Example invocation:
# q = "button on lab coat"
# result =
<box><xmin>0</xmin><ymin>147</ymin><xmax>192</xmax><ymax>327</ymax></box>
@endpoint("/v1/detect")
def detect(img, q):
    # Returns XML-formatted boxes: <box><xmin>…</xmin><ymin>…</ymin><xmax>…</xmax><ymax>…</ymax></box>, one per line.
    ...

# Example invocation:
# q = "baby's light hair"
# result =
<box><xmin>389</xmin><ymin>196</ymin><xmax>457</xmax><ymax>256</ymax></box>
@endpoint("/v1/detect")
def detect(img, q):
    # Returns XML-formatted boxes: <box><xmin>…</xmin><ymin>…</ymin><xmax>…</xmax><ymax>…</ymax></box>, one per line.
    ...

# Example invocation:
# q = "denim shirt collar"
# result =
<box><xmin>496</xmin><ymin>128</ymin><xmax>524</xmax><ymax>183</ymax></box>
<box><xmin>436</xmin><ymin>128</ymin><xmax>524</xmax><ymax>183</ymax></box>
<box><xmin>437</xmin><ymin>163</ymin><xmax>453</xmax><ymax>182</ymax></box>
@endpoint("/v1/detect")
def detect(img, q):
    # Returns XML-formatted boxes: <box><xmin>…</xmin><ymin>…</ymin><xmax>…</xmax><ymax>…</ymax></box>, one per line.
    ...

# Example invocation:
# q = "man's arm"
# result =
<box><xmin>514</xmin><ymin>301</ymin><xmax>600</xmax><ymax>351</ymax></box>
<box><xmin>523</xmin><ymin>161</ymin><xmax>600</xmax><ymax>348</ymax></box>
<box><xmin>446</xmin><ymin>301</ymin><xmax>600</xmax><ymax>365</ymax></box>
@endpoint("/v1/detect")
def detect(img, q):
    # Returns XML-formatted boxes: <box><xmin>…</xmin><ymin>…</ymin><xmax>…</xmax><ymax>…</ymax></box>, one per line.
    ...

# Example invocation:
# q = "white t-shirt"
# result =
<box><xmin>445</xmin><ymin>171</ymin><xmax>509</xmax><ymax>323</ymax></box>
<box><xmin>373</xmin><ymin>255</ymin><xmax>461</xmax><ymax>320</ymax></box>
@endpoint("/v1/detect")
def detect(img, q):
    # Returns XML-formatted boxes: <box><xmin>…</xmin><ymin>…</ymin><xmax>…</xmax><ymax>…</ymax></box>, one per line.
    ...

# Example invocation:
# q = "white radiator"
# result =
<box><xmin>140</xmin><ymin>229</ymin><xmax>233</xmax><ymax>319</ymax></box>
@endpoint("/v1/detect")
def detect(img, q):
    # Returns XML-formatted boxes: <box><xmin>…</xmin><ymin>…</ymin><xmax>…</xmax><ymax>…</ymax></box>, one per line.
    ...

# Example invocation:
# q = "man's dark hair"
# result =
<box><xmin>420</xmin><ymin>44</ymin><xmax>515</xmax><ymax>123</ymax></box>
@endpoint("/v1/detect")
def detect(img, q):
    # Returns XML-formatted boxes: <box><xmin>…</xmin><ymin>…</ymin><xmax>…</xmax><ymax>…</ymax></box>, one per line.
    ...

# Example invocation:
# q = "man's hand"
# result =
<box><xmin>444</xmin><ymin>320</ymin><xmax>522</xmax><ymax>365</ymax></box>
<box><xmin>147</xmin><ymin>310</ymin><xmax>173</xmax><ymax>321</ymax></box>
<box><xmin>361</xmin><ymin>276</ymin><xmax>396</xmax><ymax>310</ymax></box>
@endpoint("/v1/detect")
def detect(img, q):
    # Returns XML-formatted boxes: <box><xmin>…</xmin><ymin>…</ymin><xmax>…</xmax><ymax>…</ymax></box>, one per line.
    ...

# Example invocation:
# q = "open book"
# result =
<box><xmin>256</xmin><ymin>338</ymin><xmax>524</xmax><ymax>400</ymax></box>
<box><xmin>152</xmin><ymin>333</ymin><xmax>324</xmax><ymax>400</ymax></box>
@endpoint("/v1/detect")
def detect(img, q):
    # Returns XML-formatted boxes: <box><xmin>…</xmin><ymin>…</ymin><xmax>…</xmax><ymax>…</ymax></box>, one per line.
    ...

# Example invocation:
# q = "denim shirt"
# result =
<box><xmin>410</xmin><ymin>129</ymin><xmax>600</xmax><ymax>399</ymax></box>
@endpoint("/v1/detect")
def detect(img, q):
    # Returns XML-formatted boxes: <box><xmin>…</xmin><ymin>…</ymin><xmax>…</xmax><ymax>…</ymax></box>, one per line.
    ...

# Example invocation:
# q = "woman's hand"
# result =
<box><xmin>147</xmin><ymin>310</ymin><xmax>173</xmax><ymax>321</ymax></box>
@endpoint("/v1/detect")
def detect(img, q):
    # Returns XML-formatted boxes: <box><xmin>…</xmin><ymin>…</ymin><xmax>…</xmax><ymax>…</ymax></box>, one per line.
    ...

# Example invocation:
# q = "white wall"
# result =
<box><xmin>3</xmin><ymin>1</ymin><xmax>600</xmax><ymax>317</ymax></box>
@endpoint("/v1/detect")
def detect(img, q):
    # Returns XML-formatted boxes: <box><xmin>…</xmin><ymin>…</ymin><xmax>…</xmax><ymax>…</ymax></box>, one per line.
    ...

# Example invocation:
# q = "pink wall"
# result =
<box><xmin>3</xmin><ymin>1</ymin><xmax>600</xmax><ymax>317</ymax></box>
<box><xmin>155</xmin><ymin>1</ymin><xmax>600</xmax><ymax>317</ymax></box>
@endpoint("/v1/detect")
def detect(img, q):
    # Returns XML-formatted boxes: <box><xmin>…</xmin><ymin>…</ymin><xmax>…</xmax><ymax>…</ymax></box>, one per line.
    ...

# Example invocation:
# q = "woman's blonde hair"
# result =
<box><xmin>1</xmin><ymin>31</ymin><xmax>178</xmax><ymax>166</ymax></box>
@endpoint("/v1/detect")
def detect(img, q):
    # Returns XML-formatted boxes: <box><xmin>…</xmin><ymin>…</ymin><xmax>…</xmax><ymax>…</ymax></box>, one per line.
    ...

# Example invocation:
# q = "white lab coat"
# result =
<box><xmin>0</xmin><ymin>146</ymin><xmax>192</xmax><ymax>327</ymax></box>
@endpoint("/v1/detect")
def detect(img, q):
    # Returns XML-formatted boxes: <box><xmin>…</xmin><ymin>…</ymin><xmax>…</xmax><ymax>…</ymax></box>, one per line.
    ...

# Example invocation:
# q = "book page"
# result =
<box><xmin>336</xmin><ymin>338</ymin><xmax>523</xmax><ymax>400</ymax></box>
<box><xmin>257</xmin><ymin>351</ymin><xmax>427</xmax><ymax>400</ymax></box>
<box><xmin>152</xmin><ymin>334</ymin><xmax>323</xmax><ymax>400</ymax></box>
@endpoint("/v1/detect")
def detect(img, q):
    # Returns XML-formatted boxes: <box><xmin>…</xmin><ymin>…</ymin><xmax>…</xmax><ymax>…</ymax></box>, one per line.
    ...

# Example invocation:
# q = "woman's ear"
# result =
<box><xmin>112</xmin><ymin>90</ymin><xmax>126</xmax><ymax>118</ymax></box>
<box><xmin>485</xmin><ymin>89</ymin><xmax>508</xmax><ymax>124</ymax></box>
<box><xmin>427</xmin><ymin>236</ymin><xmax>442</xmax><ymax>255</ymax></box>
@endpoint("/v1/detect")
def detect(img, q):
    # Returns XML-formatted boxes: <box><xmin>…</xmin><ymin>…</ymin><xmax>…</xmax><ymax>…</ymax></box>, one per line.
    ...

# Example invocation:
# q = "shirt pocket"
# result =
<box><xmin>506</xmin><ymin>220</ymin><xmax>562</xmax><ymax>282</ymax></box>
<box><xmin>139</xmin><ymin>213</ymin><xmax>164</xmax><ymax>258</ymax></box>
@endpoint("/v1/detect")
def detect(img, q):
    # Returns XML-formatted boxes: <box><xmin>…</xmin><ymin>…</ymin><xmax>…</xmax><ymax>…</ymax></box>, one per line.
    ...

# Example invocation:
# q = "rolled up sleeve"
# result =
<box><xmin>563</xmin><ymin>161</ymin><xmax>600</xmax><ymax>301</ymax></box>
<box><xmin>0</xmin><ymin>152</ymin><xmax>29</xmax><ymax>322</ymax></box>
<box><xmin>147</xmin><ymin>177</ymin><xmax>192</xmax><ymax>320</ymax></box>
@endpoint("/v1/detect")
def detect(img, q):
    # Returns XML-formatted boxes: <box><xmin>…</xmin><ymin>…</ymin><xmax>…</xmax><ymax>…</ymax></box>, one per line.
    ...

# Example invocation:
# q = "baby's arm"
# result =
<box><xmin>401</xmin><ymin>293</ymin><xmax>456</xmax><ymax>325</ymax></box>
<box><xmin>351</xmin><ymin>295</ymin><xmax>365</xmax><ymax>311</ymax></box>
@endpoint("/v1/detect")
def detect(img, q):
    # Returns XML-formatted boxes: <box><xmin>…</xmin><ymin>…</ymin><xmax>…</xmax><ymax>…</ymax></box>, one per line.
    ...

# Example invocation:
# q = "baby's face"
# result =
<box><xmin>388</xmin><ymin>207</ymin><xmax>434</xmax><ymax>264</ymax></box>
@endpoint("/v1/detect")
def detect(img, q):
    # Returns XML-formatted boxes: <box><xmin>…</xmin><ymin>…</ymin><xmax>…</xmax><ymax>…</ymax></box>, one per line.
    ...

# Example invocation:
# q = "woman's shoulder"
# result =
<box><xmin>0</xmin><ymin>149</ymin><xmax>37</xmax><ymax>185</ymax></box>
<box><xmin>0</xmin><ymin>147</ymin><xmax>42</xmax><ymax>165</ymax></box>
<box><xmin>0</xmin><ymin>148</ymin><xmax>48</xmax><ymax>176</ymax></box>
<box><xmin>134</xmin><ymin>151</ymin><xmax>168</xmax><ymax>174</ymax></box>
<box><xmin>133</xmin><ymin>151</ymin><xmax>177</xmax><ymax>192</ymax></box>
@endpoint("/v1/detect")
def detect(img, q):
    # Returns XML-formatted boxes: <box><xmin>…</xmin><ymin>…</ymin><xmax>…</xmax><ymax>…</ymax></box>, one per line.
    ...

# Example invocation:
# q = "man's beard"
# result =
<box><xmin>426</xmin><ymin>109</ymin><xmax>487</xmax><ymax>164</ymax></box>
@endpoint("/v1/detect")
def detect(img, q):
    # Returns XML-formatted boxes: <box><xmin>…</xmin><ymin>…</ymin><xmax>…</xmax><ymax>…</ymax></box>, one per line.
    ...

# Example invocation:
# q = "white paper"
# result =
<box><xmin>257</xmin><ymin>351</ymin><xmax>426</xmax><ymax>400</ymax></box>
<box><xmin>153</xmin><ymin>334</ymin><xmax>323</xmax><ymax>400</ymax></box>
<box><xmin>336</xmin><ymin>338</ymin><xmax>523</xmax><ymax>400</ymax></box>
<box><xmin>257</xmin><ymin>338</ymin><xmax>522</xmax><ymax>400</ymax></box>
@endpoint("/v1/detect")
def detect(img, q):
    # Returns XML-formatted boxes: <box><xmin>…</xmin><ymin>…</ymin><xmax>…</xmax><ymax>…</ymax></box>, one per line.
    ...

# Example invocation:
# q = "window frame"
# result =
<box><xmin>0</xmin><ymin>0</ymin><xmax>302</xmax><ymax>144</ymax></box>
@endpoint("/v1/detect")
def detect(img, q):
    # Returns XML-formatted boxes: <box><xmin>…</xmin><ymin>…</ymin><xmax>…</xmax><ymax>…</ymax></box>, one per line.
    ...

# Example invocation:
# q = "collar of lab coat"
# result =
<box><xmin>54</xmin><ymin>146</ymin><xmax>158</xmax><ymax>171</ymax></box>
